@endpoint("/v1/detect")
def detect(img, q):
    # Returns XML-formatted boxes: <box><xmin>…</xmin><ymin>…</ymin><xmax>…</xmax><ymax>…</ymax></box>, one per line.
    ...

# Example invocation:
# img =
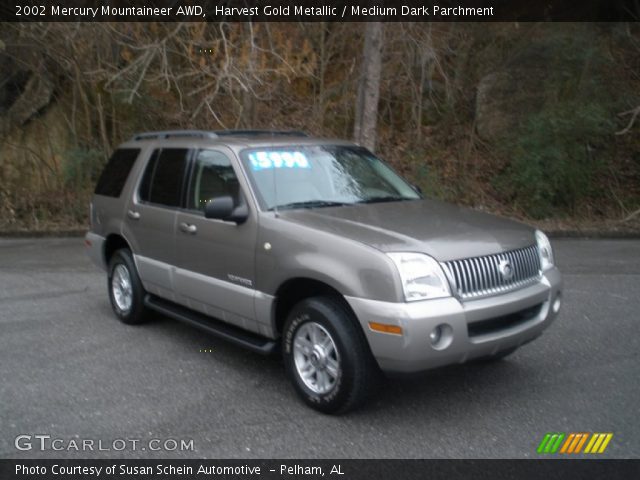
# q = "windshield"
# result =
<box><xmin>239</xmin><ymin>145</ymin><xmax>421</xmax><ymax>211</ymax></box>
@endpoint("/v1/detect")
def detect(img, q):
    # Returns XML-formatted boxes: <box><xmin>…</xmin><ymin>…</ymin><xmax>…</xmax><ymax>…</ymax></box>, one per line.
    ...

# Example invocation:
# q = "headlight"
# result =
<box><xmin>535</xmin><ymin>230</ymin><xmax>554</xmax><ymax>271</ymax></box>
<box><xmin>387</xmin><ymin>252</ymin><xmax>451</xmax><ymax>302</ymax></box>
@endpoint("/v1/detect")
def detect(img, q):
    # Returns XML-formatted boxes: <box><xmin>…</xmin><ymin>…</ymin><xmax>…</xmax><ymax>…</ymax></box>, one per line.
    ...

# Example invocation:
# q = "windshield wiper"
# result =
<box><xmin>269</xmin><ymin>200</ymin><xmax>349</xmax><ymax>211</ymax></box>
<box><xmin>356</xmin><ymin>196</ymin><xmax>412</xmax><ymax>204</ymax></box>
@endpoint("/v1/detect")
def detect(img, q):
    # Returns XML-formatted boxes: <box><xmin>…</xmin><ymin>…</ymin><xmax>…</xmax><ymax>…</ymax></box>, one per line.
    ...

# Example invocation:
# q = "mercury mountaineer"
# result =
<box><xmin>85</xmin><ymin>130</ymin><xmax>562</xmax><ymax>413</ymax></box>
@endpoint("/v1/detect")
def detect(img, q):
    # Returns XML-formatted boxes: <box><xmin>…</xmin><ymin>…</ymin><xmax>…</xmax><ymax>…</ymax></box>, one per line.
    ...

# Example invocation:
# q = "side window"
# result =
<box><xmin>138</xmin><ymin>150</ymin><xmax>159</xmax><ymax>203</ymax></box>
<box><xmin>94</xmin><ymin>148</ymin><xmax>140</xmax><ymax>197</ymax></box>
<box><xmin>138</xmin><ymin>148</ymin><xmax>189</xmax><ymax>207</ymax></box>
<box><xmin>187</xmin><ymin>150</ymin><xmax>240</xmax><ymax>212</ymax></box>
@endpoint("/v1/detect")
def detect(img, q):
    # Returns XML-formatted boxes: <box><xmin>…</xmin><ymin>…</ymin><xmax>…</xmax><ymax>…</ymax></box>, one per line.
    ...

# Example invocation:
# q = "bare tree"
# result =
<box><xmin>353</xmin><ymin>22</ymin><xmax>383</xmax><ymax>152</ymax></box>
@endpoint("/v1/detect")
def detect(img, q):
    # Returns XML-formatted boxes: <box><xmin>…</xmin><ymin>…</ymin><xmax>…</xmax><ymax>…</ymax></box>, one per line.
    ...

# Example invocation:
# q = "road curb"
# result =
<box><xmin>546</xmin><ymin>230</ymin><xmax>640</xmax><ymax>239</ymax></box>
<box><xmin>0</xmin><ymin>229</ymin><xmax>87</xmax><ymax>238</ymax></box>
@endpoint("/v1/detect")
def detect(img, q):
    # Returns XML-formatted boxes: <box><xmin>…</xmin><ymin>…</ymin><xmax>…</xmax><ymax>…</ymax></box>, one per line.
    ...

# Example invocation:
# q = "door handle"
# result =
<box><xmin>179</xmin><ymin>222</ymin><xmax>197</xmax><ymax>234</ymax></box>
<box><xmin>127</xmin><ymin>210</ymin><xmax>140</xmax><ymax>220</ymax></box>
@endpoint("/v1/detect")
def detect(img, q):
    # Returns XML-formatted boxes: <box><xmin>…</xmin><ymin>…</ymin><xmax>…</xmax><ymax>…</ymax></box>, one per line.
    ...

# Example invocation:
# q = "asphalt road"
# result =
<box><xmin>1</xmin><ymin>237</ymin><xmax>638</xmax><ymax>459</ymax></box>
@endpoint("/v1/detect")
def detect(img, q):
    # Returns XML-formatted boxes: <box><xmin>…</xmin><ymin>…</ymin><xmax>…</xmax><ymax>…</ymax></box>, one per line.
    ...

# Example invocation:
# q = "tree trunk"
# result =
<box><xmin>353</xmin><ymin>22</ymin><xmax>383</xmax><ymax>152</ymax></box>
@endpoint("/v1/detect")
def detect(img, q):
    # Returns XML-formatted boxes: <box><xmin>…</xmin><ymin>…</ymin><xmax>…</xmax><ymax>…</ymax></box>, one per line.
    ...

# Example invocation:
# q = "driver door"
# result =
<box><xmin>173</xmin><ymin>148</ymin><xmax>259</xmax><ymax>332</ymax></box>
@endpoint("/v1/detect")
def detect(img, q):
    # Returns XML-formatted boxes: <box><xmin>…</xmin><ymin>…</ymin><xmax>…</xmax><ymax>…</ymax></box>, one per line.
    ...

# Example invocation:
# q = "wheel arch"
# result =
<box><xmin>103</xmin><ymin>233</ymin><xmax>132</xmax><ymax>266</ymax></box>
<box><xmin>272</xmin><ymin>277</ymin><xmax>360</xmax><ymax>338</ymax></box>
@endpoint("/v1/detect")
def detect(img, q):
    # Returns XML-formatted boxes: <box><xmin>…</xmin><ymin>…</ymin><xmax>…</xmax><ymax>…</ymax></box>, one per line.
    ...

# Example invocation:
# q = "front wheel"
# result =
<box><xmin>282</xmin><ymin>296</ymin><xmax>379</xmax><ymax>414</ymax></box>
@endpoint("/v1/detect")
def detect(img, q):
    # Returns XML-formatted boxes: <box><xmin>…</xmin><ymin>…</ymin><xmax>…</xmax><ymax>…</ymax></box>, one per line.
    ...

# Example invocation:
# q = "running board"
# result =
<box><xmin>144</xmin><ymin>294</ymin><xmax>277</xmax><ymax>355</ymax></box>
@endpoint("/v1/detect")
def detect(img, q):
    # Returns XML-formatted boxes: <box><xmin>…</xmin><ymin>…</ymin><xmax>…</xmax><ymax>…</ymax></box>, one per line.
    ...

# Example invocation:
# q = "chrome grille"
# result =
<box><xmin>442</xmin><ymin>245</ymin><xmax>541</xmax><ymax>299</ymax></box>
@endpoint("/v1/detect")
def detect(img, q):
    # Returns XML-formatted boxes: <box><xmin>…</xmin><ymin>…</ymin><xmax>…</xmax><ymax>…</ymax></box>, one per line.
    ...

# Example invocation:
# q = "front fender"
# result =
<box><xmin>255</xmin><ymin>216</ymin><xmax>403</xmax><ymax>302</ymax></box>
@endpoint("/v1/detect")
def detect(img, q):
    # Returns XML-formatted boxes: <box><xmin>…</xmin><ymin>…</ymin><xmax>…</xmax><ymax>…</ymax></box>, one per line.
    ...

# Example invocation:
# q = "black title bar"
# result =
<box><xmin>2</xmin><ymin>459</ymin><xmax>640</xmax><ymax>480</ymax></box>
<box><xmin>1</xmin><ymin>0</ymin><xmax>638</xmax><ymax>22</ymax></box>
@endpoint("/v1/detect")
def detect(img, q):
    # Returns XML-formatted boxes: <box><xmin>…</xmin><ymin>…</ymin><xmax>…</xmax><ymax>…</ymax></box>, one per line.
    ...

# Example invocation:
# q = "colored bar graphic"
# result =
<box><xmin>537</xmin><ymin>434</ymin><xmax>552</xmax><ymax>454</ymax></box>
<box><xmin>559</xmin><ymin>433</ymin><xmax>575</xmax><ymax>454</ymax></box>
<box><xmin>550</xmin><ymin>433</ymin><xmax>565</xmax><ymax>453</ymax></box>
<box><xmin>560</xmin><ymin>433</ymin><xmax>589</xmax><ymax>454</ymax></box>
<box><xmin>584</xmin><ymin>434</ymin><xmax>599</xmax><ymax>453</ymax></box>
<box><xmin>574</xmin><ymin>433</ymin><xmax>589</xmax><ymax>453</ymax></box>
<box><xmin>537</xmin><ymin>433</ymin><xmax>565</xmax><ymax>454</ymax></box>
<box><xmin>597</xmin><ymin>433</ymin><xmax>614</xmax><ymax>453</ymax></box>
<box><xmin>539</xmin><ymin>433</ymin><xmax>613</xmax><ymax>455</ymax></box>
<box><xmin>585</xmin><ymin>433</ymin><xmax>614</xmax><ymax>454</ymax></box>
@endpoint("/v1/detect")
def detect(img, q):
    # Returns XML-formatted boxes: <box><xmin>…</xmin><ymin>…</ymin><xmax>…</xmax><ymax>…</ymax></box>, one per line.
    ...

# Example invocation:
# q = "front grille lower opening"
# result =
<box><xmin>467</xmin><ymin>303</ymin><xmax>542</xmax><ymax>337</ymax></box>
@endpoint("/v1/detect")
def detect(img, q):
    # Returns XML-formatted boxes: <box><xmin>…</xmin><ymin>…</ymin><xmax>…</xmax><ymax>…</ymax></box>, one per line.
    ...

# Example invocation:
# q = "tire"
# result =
<box><xmin>107</xmin><ymin>249</ymin><xmax>149</xmax><ymax>325</ymax></box>
<box><xmin>282</xmin><ymin>296</ymin><xmax>379</xmax><ymax>414</ymax></box>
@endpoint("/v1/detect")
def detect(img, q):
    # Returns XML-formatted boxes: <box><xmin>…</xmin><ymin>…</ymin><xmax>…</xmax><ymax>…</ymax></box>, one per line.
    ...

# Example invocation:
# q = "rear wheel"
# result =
<box><xmin>107</xmin><ymin>249</ymin><xmax>149</xmax><ymax>325</ymax></box>
<box><xmin>282</xmin><ymin>296</ymin><xmax>379</xmax><ymax>414</ymax></box>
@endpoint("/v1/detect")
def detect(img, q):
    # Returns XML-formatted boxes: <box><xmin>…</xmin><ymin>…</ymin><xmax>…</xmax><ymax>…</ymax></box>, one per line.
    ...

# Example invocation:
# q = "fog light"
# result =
<box><xmin>429</xmin><ymin>323</ymin><xmax>453</xmax><ymax>350</ymax></box>
<box><xmin>552</xmin><ymin>294</ymin><xmax>562</xmax><ymax>314</ymax></box>
<box><xmin>429</xmin><ymin>326</ymin><xmax>442</xmax><ymax>345</ymax></box>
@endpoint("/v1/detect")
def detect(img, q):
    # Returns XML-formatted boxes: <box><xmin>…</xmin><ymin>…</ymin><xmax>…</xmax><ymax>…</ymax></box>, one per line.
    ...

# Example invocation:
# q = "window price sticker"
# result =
<box><xmin>248</xmin><ymin>151</ymin><xmax>310</xmax><ymax>171</ymax></box>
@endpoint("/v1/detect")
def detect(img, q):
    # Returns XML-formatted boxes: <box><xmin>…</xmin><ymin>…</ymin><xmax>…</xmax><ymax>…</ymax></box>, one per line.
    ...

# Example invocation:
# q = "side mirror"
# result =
<box><xmin>204</xmin><ymin>195</ymin><xmax>248</xmax><ymax>224</ymax></box>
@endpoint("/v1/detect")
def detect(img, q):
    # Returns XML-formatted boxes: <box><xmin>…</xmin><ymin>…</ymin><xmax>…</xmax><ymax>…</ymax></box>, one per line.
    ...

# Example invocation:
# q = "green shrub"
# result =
<box><xmin>62</xmin><ymin>147</ymin><xmax>105</xmax><ymax>189</ymax></box>
<box><xmin>495</xmin><ymin>102</ymin><xmax>615</xmax><ymax>218</ymax></box>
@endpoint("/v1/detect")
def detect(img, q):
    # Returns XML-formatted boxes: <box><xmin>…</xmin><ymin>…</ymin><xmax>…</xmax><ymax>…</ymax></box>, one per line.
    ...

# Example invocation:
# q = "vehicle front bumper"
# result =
<box><xmin>345</xmin><ymin>267</ymin><xmax>562</xmax><ymax>373</ymax></box>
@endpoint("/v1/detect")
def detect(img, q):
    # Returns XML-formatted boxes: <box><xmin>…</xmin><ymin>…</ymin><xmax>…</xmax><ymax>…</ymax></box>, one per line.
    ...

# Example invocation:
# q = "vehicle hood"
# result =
<box><xmin>277</xmin><ymin>199</ymin><xmax>536</xmax><ymax>261</ymax></box>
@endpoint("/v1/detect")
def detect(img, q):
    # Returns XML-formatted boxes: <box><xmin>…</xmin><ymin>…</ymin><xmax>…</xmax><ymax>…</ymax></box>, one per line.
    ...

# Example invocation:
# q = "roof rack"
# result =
<box><xmin>131</xmin><ymin>130</ymin><xmax>218</xmax><ymax>141</ymax></box>
<box><xmin>214</xmin><ymin>130</ymin><xmax>308</xmax><ymax>137</ymax></box>
<box><xmin>130</xmin><ymin>129</ymin><xmax>309</xmax><ymax>142</ymax></box>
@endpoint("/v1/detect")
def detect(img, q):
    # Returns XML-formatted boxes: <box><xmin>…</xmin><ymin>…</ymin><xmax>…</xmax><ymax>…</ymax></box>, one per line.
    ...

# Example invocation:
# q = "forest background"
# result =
<box><xmin>0</xmin><ymin>22</ymin><xmax>638</xmax><ymax>233</ymax></box>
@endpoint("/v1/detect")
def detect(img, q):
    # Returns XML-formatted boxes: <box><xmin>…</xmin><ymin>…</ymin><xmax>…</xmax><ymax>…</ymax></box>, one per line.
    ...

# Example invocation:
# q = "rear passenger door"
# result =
<box><xmin>123</xmin><ymin>147</ymin><xmax>189</xmax><ymax>300</ymax></box>
<box><xmin>173</xmin><ymin>148</ymin><xmax>260</xmax><ymax>332</ymax></box>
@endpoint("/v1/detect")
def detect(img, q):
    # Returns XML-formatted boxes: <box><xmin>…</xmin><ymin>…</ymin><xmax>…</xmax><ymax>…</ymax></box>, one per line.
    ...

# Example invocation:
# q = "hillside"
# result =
<box><xmin>0</xmin><ymin>22</ymin><xmax>638</xmax><ymax>233</ymax></box>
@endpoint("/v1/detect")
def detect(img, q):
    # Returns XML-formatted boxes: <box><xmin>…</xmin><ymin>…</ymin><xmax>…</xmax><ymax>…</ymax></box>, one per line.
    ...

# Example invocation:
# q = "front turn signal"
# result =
<box><xmin>368</xmin><ymin>322</ymin><xmax>403</xmax><ymax>336</ymax></box>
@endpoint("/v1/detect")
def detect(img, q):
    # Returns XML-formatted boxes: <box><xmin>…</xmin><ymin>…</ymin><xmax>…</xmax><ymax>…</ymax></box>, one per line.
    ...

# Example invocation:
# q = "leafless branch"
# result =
<box><xmin>615</xmin><ymin>105</ymin><xmax>640</xmax><ymax>135</ymax></box>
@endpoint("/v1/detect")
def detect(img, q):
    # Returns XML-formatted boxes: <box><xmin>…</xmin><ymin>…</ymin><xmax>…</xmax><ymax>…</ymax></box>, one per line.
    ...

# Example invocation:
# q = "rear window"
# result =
<box><xmin>138</xmin><ymin>148</ymin><xmax>189</xmax><ymax>207</ymax></box>
<box><xmin>94</xmin><ymin>148</ymin><xmax>140</xmax><ymax>197</ymax></box>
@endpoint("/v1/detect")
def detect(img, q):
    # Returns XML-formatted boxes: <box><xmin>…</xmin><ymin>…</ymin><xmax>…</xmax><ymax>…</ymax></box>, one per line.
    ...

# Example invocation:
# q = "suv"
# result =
<box><xmin>86</xmin><ymin>130</ymin><xmax>562</xmax><ymax>413</ymax></box>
